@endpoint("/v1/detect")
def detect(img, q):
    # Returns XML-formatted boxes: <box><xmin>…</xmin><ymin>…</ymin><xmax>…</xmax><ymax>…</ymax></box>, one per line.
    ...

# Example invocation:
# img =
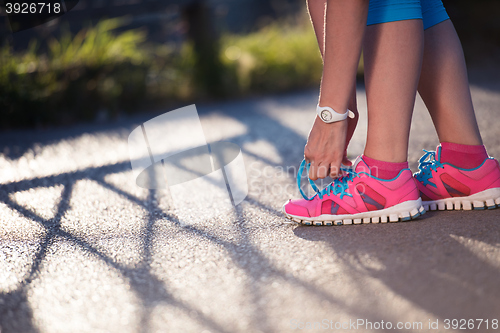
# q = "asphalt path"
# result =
<box><xmin>1</xmin><ymin>71</ymin><xmax>499</xmax><ymax>333</ymax></box>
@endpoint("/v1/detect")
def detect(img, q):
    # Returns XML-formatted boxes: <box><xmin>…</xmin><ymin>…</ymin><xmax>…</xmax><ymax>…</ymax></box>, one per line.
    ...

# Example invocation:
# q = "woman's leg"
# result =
<box><xmin>418</xmin><ymin>20</ymin><xmax>482</xmax><ymax>145</ymax></box>
<box><xmin>412</xmin><ymin>19</ymin><xmax>500</xmax><ymax>211</ymax></box>
<box><xmin>283</xmin><ymin>4</ymin><xmax>426</xmax><ymax>224</ymax></box>
<box><xmin>363</xmin><ymin>19</ymin><xmax>424</xmax><ymax>163</ymax></box>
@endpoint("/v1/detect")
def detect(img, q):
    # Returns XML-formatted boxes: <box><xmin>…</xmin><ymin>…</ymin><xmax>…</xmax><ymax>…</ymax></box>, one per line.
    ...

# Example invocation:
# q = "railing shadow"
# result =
<box><xmin>0</xmin><ymin>156</ymin><xmax>378</xmax><ymax>332</ymax></box>
<box><xmin>0</xmin><ymin>90</ymin><xmax>329</xmax><ymax>332</ymax></box>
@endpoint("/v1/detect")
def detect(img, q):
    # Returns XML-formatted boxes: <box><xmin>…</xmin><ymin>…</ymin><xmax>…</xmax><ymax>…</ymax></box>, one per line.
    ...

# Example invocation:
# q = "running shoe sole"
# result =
<box><xmin>283</xmin><ymin>198</ymin><xmax>425</xmax><ymax>226</ymax></box>
<box><xmin>422</xmin><ymin>187</ymin><xmax>500</xmax><ymax>211</ymax></box>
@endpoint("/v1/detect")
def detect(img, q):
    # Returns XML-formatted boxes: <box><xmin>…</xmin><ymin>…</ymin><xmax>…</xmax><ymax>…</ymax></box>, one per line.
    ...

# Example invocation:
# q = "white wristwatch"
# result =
<box><xmin>316</xmin><ymin>105</ymin><xmax>349</xmax><ymax>123</ymax></box>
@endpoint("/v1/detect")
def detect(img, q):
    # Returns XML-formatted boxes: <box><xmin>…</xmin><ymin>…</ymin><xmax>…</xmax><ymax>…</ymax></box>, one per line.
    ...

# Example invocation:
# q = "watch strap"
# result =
<box><xmin>316</xmin><ymin>105</ymin><xmax>349</xmax><ymax>123</ymax></box>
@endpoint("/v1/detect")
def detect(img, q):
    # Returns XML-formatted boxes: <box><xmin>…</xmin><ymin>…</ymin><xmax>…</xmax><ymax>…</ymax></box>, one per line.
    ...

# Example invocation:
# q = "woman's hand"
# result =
<box><xmin>304</xmin><ymin>108</ymin><xmax>358</xmax><ymax>180</ymax></box>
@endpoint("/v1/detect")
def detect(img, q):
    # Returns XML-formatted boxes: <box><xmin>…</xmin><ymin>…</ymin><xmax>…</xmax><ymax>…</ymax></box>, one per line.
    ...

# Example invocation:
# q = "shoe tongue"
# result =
<box><xmin>352</xmin><ymin>155</ymin><xmax>372</xmax><ymax>175</ymax></box>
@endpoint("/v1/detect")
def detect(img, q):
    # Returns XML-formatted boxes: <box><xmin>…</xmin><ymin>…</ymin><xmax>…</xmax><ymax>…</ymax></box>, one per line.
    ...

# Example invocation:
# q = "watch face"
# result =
<box><xmin>320</xmin><ymin>110</ymin><xmax>332</xmax><ymax>122</ymax></box>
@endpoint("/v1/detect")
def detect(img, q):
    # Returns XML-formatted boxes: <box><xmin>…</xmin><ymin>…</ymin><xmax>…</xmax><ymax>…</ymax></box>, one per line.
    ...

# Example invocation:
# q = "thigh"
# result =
<box><xmin>420</xmin><ymin>0</ymin><xmax>449</xmax><ymax>30</ymax></box>
<box><xmin>367</xmin><ymin>0</ymin><xmax>422</xmax><ymax>26</ymax></box>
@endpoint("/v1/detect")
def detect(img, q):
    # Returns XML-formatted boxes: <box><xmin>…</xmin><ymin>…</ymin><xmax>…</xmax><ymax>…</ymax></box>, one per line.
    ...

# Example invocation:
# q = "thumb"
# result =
<box><xmin>342</xmin><ymin>152</ymin><xmax>352</xmax><ymax>166</ymax></box>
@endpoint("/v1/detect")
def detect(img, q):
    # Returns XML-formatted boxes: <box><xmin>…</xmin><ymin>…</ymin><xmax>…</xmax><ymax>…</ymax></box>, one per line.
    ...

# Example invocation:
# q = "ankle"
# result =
<box><xmin>362</xmin><ymin>155</ymin><xmax>409</xmax><ymax>180</ymax></box>
<box><xmin>363</xmin><ymin>144</ymin><xmax>408</xmax><ymax>164</ymax></box>
<box><xmin>439</xmin><ymin>142</ymin><xmax>488</xmax><ymax>169</ymax></box>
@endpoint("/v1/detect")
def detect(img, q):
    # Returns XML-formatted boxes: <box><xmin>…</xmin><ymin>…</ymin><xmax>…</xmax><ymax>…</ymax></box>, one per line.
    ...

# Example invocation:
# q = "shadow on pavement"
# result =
<box><xmin>1</xmin><ymin>89</ymin><xmax>500</xmax><ymax>332</ymax></box>
<box><xmin>293</xmin><ymin>209</ymin><xmax>500</xmax><ymax>320</ymax></box>
<box><xmin>0</xmin><ymin>93</ymin><xmax>310</xmax><ymax>332</ymax></box>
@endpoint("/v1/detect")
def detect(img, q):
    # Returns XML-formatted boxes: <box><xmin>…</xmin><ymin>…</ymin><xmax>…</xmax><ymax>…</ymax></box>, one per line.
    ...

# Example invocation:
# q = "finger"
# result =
<box><xmin>342</xmin><ymin>153</ymin><xmax>352</xmax><ymax>167</ymax></box>
<box><xmin>317</xmin><ymin>163</ymin><xmax>329</xmax><ymax>179</ymax></box>
<box><xmin>308</xmin><ymin>161</ymin><xmax>318</xmax><ymax>181</ymax></box>
<box><xmin>304</xmin><ymin>146</ymin><xmax>312</xmax><ymax>164</ymax></box>
<box><xmin>329</xmin><ymin>161</ymin><xmax>341</xmax><ymax>179</ymax></box>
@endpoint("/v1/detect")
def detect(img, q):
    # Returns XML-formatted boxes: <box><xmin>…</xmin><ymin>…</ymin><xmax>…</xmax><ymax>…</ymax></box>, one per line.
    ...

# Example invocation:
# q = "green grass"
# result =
<box><xmin>219</xmin><ymin>20</ymin><xmax>364</xmax><ymax>94</ymax></box>
<box><xmin>1</xmin><ymin>18</ymin><xmax>152</xmax><ymax>127</ymax></box>
<box><xmin>220</xmin><ymin>22</ymin><xmax>324</xmax><ymax>93</ymax></box>
<box><xmin>0</xmin><ymin>17</ymin><xmax>363</xmax><ymax>128</ymax></box>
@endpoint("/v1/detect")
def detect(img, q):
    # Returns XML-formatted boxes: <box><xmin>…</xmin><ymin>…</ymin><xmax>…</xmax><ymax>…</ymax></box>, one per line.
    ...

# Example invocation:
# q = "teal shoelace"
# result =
<box><xmin>297</xmin><ymin>159</ymin><xmax>359</xmax><ymax>201</ymax></box>
<box><xmin>414</xmin><ymin>149</ymin><xmax>443</xmax><ymax>188</ymax></box>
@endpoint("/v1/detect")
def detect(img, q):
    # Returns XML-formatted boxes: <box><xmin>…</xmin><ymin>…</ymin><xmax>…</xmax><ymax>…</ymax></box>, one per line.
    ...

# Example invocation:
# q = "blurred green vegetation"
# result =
<box><xmin>220</xmin><ymin>23</ymin><xmax>323</xmax><ymax>93</ymax></box>
<box><xmin>0</xmin><ymin>17</ymin><xmax>350</xmax><ymax>128</ymax></box>
<box><xmin>1</xmin><ymin>1</ymin><xmax>499</xmax><ymax>128</ymax></box>
<box><xmin>1</xmin><ymin>19</ymin><xmax>152</xmax><ymax>127</ymax></box>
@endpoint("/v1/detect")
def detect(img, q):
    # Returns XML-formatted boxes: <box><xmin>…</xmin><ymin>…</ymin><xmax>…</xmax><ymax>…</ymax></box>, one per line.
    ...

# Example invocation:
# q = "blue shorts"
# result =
<box><xmin>367</xmin><ymin>0</ymin><xmax>449</xmax><ymax>30</ymax></box>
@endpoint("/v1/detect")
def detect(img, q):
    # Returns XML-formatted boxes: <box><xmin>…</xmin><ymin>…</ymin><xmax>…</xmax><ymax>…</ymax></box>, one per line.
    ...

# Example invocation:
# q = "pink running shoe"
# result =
<box><xmin>414</xmin><ymin>147</ymin><xmax>500</xmax><ymax>211</ymax></box>
<box><xmin>283</xmin><ymin>156</ymin><xmax>425</xmax><ymax>226</ymax></box>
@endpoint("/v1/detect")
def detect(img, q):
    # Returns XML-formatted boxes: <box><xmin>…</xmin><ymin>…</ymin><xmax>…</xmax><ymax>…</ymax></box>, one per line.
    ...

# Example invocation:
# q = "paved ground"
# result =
<box><xmin>1</xmin><ymin>71</ymin><xmax>500</xmax><ymax>333</ymax></box>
